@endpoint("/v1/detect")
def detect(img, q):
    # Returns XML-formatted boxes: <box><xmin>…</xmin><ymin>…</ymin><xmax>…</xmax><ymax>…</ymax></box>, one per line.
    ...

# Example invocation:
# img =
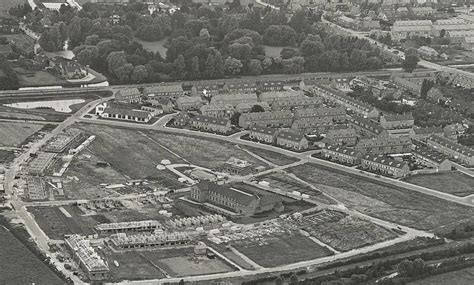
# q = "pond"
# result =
<box><xmin>4</xmin><ymin>99</ymin><xmax>85</xmax><ymax>113</ymax></box>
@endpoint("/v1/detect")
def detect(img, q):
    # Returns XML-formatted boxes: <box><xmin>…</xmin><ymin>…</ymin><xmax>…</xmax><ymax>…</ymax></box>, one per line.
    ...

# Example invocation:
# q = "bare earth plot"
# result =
<box><xmin>232</xmin><ymin>232</ymin><xmax>333</xmax><ymax>268</ymax></box>
<box><xmin>102</xmin><ymin>250</ymin><xmax>166</xmax><ymax>282</ymax></box>
<box><xmin>0</xmin><ymin>0</ymin><xmax>26</xmax><ymax>15</ymax></box>
<box><xmin>288</xmin><ymin>164</ymin><xmax>474</xmax><ymax>231</ymax></box>
<box><xmin>77</xmin><ymin>124</ymin><xmax>186</xmax><ymax>188</ymax></box>
<box><xmin>403</xmin><ymin>171</ymin><xmax>474</xmax><ymax>197</ymax></box>
<box><xmin>0</xmin><ymin>121</ymin><xmax>43</xmax><ymax>147</ymax></box>
<box><xmin>147</xmin><ymin>132</ymin><xmax>268</xmax><ymax>169</ymax></box>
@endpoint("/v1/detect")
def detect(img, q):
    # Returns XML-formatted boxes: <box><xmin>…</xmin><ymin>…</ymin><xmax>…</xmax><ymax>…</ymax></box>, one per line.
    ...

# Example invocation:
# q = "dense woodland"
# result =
<box><xmin>10</xmin><ymin>1</ymin><xmax>388</xmax><ymax>84</ymax></box>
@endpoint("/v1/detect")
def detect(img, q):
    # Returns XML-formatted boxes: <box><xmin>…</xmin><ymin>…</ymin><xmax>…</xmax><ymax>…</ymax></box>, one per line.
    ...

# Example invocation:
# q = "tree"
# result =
<box><xmin>173</xmin><ymin>54</ymin><xmax>185</xmax><ymax>78</ymax></box>
<box><xmin>84</xmin><ymin>34</ymin><xmax>100</xmax><ymax>46</ymax></box>
<box><xmin>402</xmin><ymin>54</ymin><xmax>419</xmax><ymax>73</ymax></box>
<box><xmin>289</xmin><ymin>10</ymin><xmax>309</xmax><ymax>33</ymax></box>
<box><xmin>250</xmin><ymin>104</ymin><xmax>265</xmax><ymax>112</ymax></box>
<box><xmin>420</xmin><ymin>79</ymin><xmax>434</xmax><ymax>99</ymax></box>
<box><xmin>397</xmin><ymin>259</ymin><xmax>414</xmax><ymax>277</ymax></box>
<box><xmin>68</xmin><ymin>16</ymin><xmax>83</xmax><ymax>48</ymax></box>
<box><xmin>263</xmin><ymin>25</ymin><xmax>297</xmax><ymax>46</ymax></box>
<box><xmin>300</xmin><ymin>37</ymin><xmax>325</xmax><ymax>57</ymax></box>
<box><xmin>131</xmin><ymin>65</ymin><xmax>148</xmax><ymax>83</ymax></box>
<box><xmin>191</xmin><ymin>56</ymin><xmax>200</xmax><ymax>79</ymax></box>
<box><xmin>280</xmin><ymin>48</ymin><xmax>299</xmax><ymax>59</ymax></box>
<box><xmin>115</xmin><ymin>63</ymin><xmax>134</xmax><ymax>82</ymax></box>
<box><xmin>282</xmin><ymin>56</ymin><xmax>304</xmax><ymax>74</ymax></box>
<box><xmin>224</xmin><ymin>57</ymin><xmax>243</xmax><ymax>75</ymax></box>
<box><xmin>205</xmin><ymin>54</ymin><xmax>216</xmax><ymax>78</ymax></box>
<box><xmin>75</xmin><ymin>46</ymin><xmax>99</xmax><ymax>66</ymax></box>
<box><xmin>289</xmin><ymin>273</ymin><xmax>298</xmax><ymax>285</ymax></box>
<box><xmin>248</xmin><ymin>59</ymin><xmax>263</xmax><ymax>76</ymax></box>
<box><xmin>107</xmin><ymin>51</ymin><xmax>128</xmax><ymax>74</ymax></box>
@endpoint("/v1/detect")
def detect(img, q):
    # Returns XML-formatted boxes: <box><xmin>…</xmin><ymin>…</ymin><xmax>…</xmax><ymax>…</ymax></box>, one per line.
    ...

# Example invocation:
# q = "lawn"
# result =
<box><xmin>403</xmin><ymin>171</ymin><xmax>474</xmax><ymax>197</ymax></box>
<box><xmin>77</xmin><ymin>124</ymin><xmax>186</xmax><ymax>188</ymax></box>
<box><xmin>232</xmin><ymin>232</ymin><xmax>333</xmax><ymax>267</ymax></box>
<box><xmin>0</xmin><ymin>121</ymin><xmax>44</xmax><ymax>147</ymax></box>
<box><xmin>147</xmin><ymin>132</ymin><xmax>267</xmax><ymax>169</ymax></box>
<box><xmin>263</xmin><ymin>45</ymin><xmax>284</xmax><ymax>58</ymax></box>
<box><xmin>0</xmin><ymin>225</ymin><xmax>64</xmax><ymax>285</ymax></box>
<box><xmin>241</xmin><ymin>145</ymin><xmax>299</xmax><ymax>166</ymax></box>
<box><xmin>156</xmin><ymin>255</ymin><xmax>234</xmax><ymax>277</ymax></box>
<box><xmin>288</xmin><ymin>164</ymin><xmax>474</xmax><ymax>231</ymax></box>
<box><xmin>134</xmin><ymin>37</ymin><xmax>168</xmax><ymax>58</ymax></box>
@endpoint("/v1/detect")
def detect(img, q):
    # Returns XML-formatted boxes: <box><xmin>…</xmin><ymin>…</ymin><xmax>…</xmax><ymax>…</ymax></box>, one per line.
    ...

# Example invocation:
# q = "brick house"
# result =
<box><xmin>200</xmin><ymin>103</ymin><xmax>235</xmax><ymax>118</ymax></box>
<box><xmin>325</xmin><ymin>128</ymin><xmax>358</xmax><ymax>146</ymax></box>
<box><xmin>176</xmin><ymin>96</ymin><xmax>203</xmax><ymax>111</ymax></box>
<box><xmin>115</xmin><ymin>88</ymin><xmax>142</xmax><ymax>104</ymax></box>
<box><xmin>276</xmin><ymin>130</ymin><xmax>309</xmax><ymax>151</ymax></box>
<box><xmin>322</xmin><ymin>145</ymin><xmax>362</xmax><ymax>166</ymax></box>
<box><xmin>355</xmin><ymin>137</ymin><xmax>412</xmax><ymax>155</ymax></box>
<box><xmin>239</xmin><ymin>110</ymin><xmax>294</xmax><ymax>129</ymax></box>
<box><xmin>427</xmin><ymin>135</ymin><xmax>474</xmax><ymax>166</ymax></box>
<box><xmin>248</xmin><ymin>126</ymin><xmax>278</xmax><ymax>144</ymax></box>
<box><xmin>144</xmin><ymin>85</ymin><xmax>184</xmax><ymax>100</ymax></box>
<box><xmin>190</xmin><ymin>115</ymin><xmax>232</xmax><ymax>134</ymax></box>
<box><xmin>361</xmin><ymin>154</ymin><xmax>410</xmax><ymax>178</ymax></box>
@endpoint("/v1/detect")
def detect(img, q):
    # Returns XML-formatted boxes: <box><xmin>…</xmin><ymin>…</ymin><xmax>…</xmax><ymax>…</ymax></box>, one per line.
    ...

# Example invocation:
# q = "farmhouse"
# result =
<box><xmin>322</xmin><ymin>145</ymin><xmax>362</xmax><ymax>166</ymax></box>
<box><xmin>276</xmin><ymin>130</ymin><xmax>309</xmax><ymax>151</ymax></box>
<box><xmin>190</xmin><ymin>115</ymin><xmax>232</xmax><ymax>134</ymax></box>
<box><xmin>427</xmin><ymin>135</ymin><xmax>474</xmax><ymax>166</ymax></box>
<box><xmin>355</xmin><ymin>137</ymin><xmax>412</xmax><ymax>155</ymax></box>
<box><xmin>248</xmin><ymin>126</ymin><xmax>278</xmax><ymax>144</ymax></box>
<box><xmin>239</xmin><ymin>110</ymin><xmax>294</xmax><ymax>129</ymax></box>
<box><xmin>115</xmin><ymin>88</ymin><xmax>142</xmax><ymax>104</ymax></box>
<box><xmin>190</xmin><ymin>181</ymin><xmax>284</xmax><ymax>217</ymax></box>
<box><xmin>361</xmin><ymin>154</ymin><xmax>410</xmax><ymax>178</ymax></box>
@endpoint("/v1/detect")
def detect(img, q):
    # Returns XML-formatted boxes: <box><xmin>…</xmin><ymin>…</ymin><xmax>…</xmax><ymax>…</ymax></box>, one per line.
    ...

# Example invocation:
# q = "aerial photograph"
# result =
<box><xmin>0</xmin><ymin>0</ymin><xmax>473</xmax><ymax>284</ymax></box>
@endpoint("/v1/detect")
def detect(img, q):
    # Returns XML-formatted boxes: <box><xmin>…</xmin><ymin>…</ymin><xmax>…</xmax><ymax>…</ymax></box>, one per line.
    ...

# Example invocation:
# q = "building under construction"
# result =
<box><xmin>96</xmin><ymin>220</ymin><xmax>162</xmax><ymax>235</ymax></box>
<box><xmin>43</xmin><ymin>129</ymin><xmax>84</xmax><ymax>153</ymax></box>
<box><xmin>65</xmin><ymin>235</ymin><xmax>109</xmax><ymax>281</ymax></box>
<box><xmin>26</xmin><ymin>152</ymin><xmax>56</xmax><ymax>175</ymax></box>
<box><xmin>108</xmin><ymin>232</ymin><xmax>191</xmax><ymax>249</ymax></box>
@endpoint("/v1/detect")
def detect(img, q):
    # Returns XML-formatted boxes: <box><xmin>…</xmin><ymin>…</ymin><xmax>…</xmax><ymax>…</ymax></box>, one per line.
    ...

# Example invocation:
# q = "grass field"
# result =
<box><xmin>28</xmin><ymin>206</ymin><xmax>98</xmax><ymax>239</ymax></box>
<box><xmin>288</xmin><ymin>164</ymin><xmax>474</xmax><ymax>231</ymax></box>
<box><xmin>232</xmin><ymin>232</ymin><xmax>333</xmax><ymax>267</ymax></box>
<box><xmin>403</xmin><ymin>171</ymin><xmax>474</xmax><ymax>197</ymax></box>
<box><xmin>104</xmin><ymin>250</ymin><xmax>166</xmax><ymax>282</ymax></box>
<box><xmin>0</xmin><ymin>121</ymin><xmax>44</xmax><ymax>147</ymax></box>
<box><xmin>147</xmin><ymin>132</ymin><xmax>267</xmax><ymax>169</ymax></box>
<box><xmin>134</xmin><ymin>37</ymin><xmax>168</xmax><ymax>58</ymax></box>
<box><xmin>0</xmin><ymin>225</ymin><xmax>64</xmax><ymax>285</ymax></box>
<box><xmin>409</xmin><ymin>266</ymin><xmax>474</xmax><ymax>285</ymax></box>
<box><xmin>155</xmin><ymin>254</ymin><xmax>234</xmax><ymax>277</ymax></box>
<box><xmin>241</xmin><ymin>146</ymin><xmax>299</xmax><ymax>166</ymax></box>
<box><xmin>77</xmin><ymin>124</ymin><xmax>186</xmax><ymax>188</ymax></box>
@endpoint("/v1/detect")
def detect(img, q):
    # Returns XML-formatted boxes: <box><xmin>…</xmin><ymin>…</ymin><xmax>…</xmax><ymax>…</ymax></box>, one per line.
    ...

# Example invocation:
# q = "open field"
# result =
<box><xmin>62</xmin><ymin>150</ymin><xmax>130</xmax><ymax>199</ymax></box>
<box><xmin>28</xmin><ymin>206</ymin><xmax>98</xmax><ymax>239</ymax></box>
<box><xmin>294</xmin><ymin>210</ymin><xmax>399</xmax><ymax>252</ymax></box>
<box><xmin>0</xmin><ymin>225</ymin><xmax>64</xmax><ymax>285</ymax></box>
<box><xmin>403</xmin><ymin>171</ymin><xmax>474</xmax><ymax>197</ymax></box>
<box><xmin>288</xmin><ymin>164</ymin><xmax>474</xmax><ymax>231</ymax></box>
<box><xmin>147</xmin><ymin>132</ymin><xmax>267</xmax><ymax>169</ymax></box>
<box><xmin>154</xmin><ymin>254</ymin><xmax>234</xmax><ymax>277</ymax></box>
<box><xmin>241</xmin><ymin>146</ymin><xmax>299</xmax><ymax>166</ymax></box>
<box><xmin>232</xmin><ymin>232</ymin><xmax>333</xmax><ymax>267</ymax></box>
<box><xmin>77</xmin><ymin>124</ymin><xmax>186</xmax><ymax>189</ymax></box>
<box><xmin>0</xmin><ymin>121</ymin><xmax>44</xmax><ymax>147</ymax></box>
<box><xmin>409</xmin><ymin>266</ymin><xmax>474</xmax><ymax>285</ymax></box>
<box><xmin>103</xmin><ymin>250</ymin><xmax>166</xmax><ymax>282</ymax></box>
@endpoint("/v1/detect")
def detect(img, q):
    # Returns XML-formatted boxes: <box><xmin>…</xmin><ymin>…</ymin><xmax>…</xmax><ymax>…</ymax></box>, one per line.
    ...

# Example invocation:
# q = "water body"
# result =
<box><xmin>5</xmin><ymin>99</ymin><xmax>85</xmax><ymax>113</ymax></box>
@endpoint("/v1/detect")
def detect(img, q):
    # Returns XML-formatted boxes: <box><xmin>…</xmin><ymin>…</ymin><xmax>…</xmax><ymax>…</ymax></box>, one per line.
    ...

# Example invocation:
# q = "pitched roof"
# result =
<box><xmin>249</xmin><ymin>126</ymin><xmax>278</xmax><ymax>136</ymax></box>
<box><xmin>294</xmin><ymin>107</ymin><xmax>346</xmax><ymax>118</ymax></box>
<box><xmin>413</xmin><ymin>126</ymin><xmax>443</xmax><ymax>135</ymax></box>
<box><xmin>362</xmin><ymin>154</ymin><xmax>409</xmax><ymax>169</ymax></box>
<box><xmin>413</xmin><ymin>146</ymin><xmax>450</xmax><ymax>164</ymax></box>
<box><xmin>325</xmin><ymin>145</ymin><xmax>361</xmax><ymax>157</ymax></box>
<box><xmin>277</xmin><ymin>130</ymin><xmax>305</xmax><ymax>143</ymax></box>
<box><xmin>145</xmin><ymin>85</ymin><xmax>183</xmax><ymax>94</ymax></box>
<box><xmin>0</xmin><ymin>44</ymin><xmax>13</xmax><ymax>54</ymax></box>
<box><xmin>104</xmin><ymin>107</ymin><xmax>151</xmax><ymax>119</ymax></box>
<box><xmin>191</xmin><ymin>114</ymin><xmax>229</xmax><ymax>127</ymax></box>
<box><xmin>357</xmin><ymin>137</ymin><xmax>411</xmax><ymax>148</ymax></box>
<box><xmin>116</xmin><ymin>88</ymin><xmax>141</xmax><ymax>99</ymax></box>
<box><xmin>428</xmin><ymin>135</ymin><xmax>474</xmax><ymax>157</ymax></box>
<box><xmin>381</xmin><ymin>113</ymin><xmax>414</xmax><ymax>122</ymax></box>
